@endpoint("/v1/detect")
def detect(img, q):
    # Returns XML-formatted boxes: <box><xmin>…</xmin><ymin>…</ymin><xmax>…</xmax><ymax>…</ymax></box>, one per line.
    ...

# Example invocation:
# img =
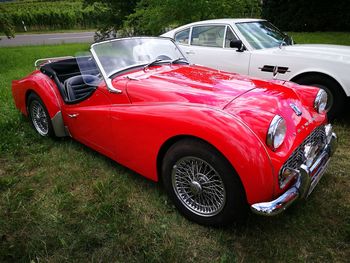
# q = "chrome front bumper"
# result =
<box><xmin>251</xmin><ymin>132</ymin><xmax>337</xmax><ymax>216</ymax></box>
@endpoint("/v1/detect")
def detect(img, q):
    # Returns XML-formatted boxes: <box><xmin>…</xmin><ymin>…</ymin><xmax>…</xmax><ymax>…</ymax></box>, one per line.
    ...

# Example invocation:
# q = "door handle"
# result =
<box><xmin>185</xmin><ymin>50</ymin><xmax>195</xmax><ymax>55</ymax></box>
<box><xmin>68</xmin><ymin>113</ymin><xmax>79</xmax><ymax>118</ymax></box>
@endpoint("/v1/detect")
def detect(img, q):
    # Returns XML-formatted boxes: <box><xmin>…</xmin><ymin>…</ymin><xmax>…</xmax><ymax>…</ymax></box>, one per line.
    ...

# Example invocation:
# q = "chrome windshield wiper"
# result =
<box><xmin>143</xmin><ymin>57</ymin><xmax>188</xmax><ymax>70</ymax></box>
<box><xmin>171</xmin><ymin>57</ymin><xmax>189</xmax><ymax>65</ymax></box>
<box><xmin>143</xmin><ymin>58</ymin><xmax>164</xmax><ymax>70</ymax></box>
<box><xmin>279</xmin><ymin>35</ymin><xmax>291</xmax><ymax>49</ymax></box>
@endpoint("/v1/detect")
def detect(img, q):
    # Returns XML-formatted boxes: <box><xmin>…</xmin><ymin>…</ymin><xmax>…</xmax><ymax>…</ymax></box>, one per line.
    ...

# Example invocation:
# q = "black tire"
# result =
<box><xmin>293</xmin><ymin>74</ymin><xmax>346</xmax><ymax>120</ymax></box>
<box><xmin>161</xmin><ymin>139</ymin><xmax>248</xmax><ymax>226</ymax></box>
<box><xmin>27</xmin><ymin>93</ymin><xmax>55</xmax><ymax>137</ymax></box>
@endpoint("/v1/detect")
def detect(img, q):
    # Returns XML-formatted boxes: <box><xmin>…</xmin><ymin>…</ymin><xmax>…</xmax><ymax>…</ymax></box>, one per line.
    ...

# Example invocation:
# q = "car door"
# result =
<box><xmin>63</xmin><ymin>82</ymin><xmax>129</xmax><ymax>157</ymax></box>
<box><xmin>175</xmin><ymin>25</ymin><xmax>251</xmax><ymax>75</ymax></box>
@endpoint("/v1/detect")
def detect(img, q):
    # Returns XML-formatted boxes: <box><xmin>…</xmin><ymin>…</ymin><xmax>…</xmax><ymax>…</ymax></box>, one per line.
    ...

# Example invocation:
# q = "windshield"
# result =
<box><xmin>236</xmin><ymin>21</ymin><xmax>293</xmax><ymax>50</ymax></box>
<box><xmin>90</xmin><ymin>37</ymin><xmax>186</xmax><ymax>77</ymax></box>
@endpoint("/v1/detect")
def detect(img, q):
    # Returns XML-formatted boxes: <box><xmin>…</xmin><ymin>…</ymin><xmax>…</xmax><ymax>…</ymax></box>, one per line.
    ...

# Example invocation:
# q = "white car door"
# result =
<box><xmin>231</xmin><ymin>21</ymin><xmax>293</xmax><ymax>81</ymax></box>
<box><xmin>174</xmin><ymin>25</ymin><xmax>251</xmax><ymax>75</ymax></box>
<box><xmin>248</xmin><ymin>50</ymin><xmax>293</xmax><ymax>81</ymax></box>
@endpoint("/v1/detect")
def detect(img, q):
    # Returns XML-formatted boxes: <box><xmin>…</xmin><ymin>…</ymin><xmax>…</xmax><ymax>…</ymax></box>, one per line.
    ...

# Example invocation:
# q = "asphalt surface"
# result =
<box><xmin>0</xmin><ymin>32</ymin><xmax>95</xmax><ymax>47</ymax></box>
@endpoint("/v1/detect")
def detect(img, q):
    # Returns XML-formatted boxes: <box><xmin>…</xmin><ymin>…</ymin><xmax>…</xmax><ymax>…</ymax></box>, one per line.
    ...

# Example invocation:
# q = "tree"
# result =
<box><xmin>262</xmin><ymin>0</ymin><xmax>350</xmax><ymax>31</ymax></box>
<box><xmin>84</xmin><ymin>0</ymin><xmax>261</xmax><ymax>38</ymax></box>
<box><xmin>84</xmin><ymin>0</ymin><xmax>138</xmax><ymax>38</ymax></box>
<box><xmin>124</xmin><ymin>0</ymin><xmax>261</xmax><ymax>35</ymax></box>
<box><xmin>0</xmin><ymin>6</ymin><xmax>14</xmax><ymax>39</ymax></box>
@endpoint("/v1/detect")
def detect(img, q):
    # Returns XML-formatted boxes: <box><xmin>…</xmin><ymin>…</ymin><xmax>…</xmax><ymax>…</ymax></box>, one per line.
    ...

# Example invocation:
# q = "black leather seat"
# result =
<box><xmin>64</xmin><ymin>75</ymin><xmax>100</xmax><ymax>102</ymax></box>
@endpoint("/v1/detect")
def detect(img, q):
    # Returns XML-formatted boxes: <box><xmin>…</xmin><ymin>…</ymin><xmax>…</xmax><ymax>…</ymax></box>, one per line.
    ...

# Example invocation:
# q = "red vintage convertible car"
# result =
<box><xmin>12</xmin><ymin>37</ymin><xmax>337</xmax><ymax>226</ymax></box>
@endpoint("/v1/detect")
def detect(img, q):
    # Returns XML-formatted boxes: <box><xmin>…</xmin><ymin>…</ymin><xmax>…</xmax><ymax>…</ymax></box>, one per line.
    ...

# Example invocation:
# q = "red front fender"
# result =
<box><xmin>108</xmin><ymin>104</ymin><xmax>274</xmax><ymax>205</ymax></box>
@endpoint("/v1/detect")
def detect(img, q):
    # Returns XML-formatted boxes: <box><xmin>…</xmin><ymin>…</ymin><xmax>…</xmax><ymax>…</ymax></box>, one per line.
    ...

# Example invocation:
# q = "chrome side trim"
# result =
<box><xmin>35</xmin><ymin>56</ymin><xmax>74</xmax><ymax>68</ymax></box>
<box><xmin>51</xmin><ymin>111</ymin><xmax>68</xmax><ymax>137</ymax></box>
<box><xmin>251</xmin><ymin>133</ymin><xmax>337</xmax><ymax>216</ymax></box>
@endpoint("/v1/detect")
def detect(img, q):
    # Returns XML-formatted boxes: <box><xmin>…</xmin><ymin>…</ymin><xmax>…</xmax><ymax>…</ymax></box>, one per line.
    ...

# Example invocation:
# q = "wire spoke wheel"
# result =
<box><xmin>171</xmin><ymin>156</ymin><xmax>226</xmax><ymax>217</ymax></box>
<box><xmin>30</xmin><ymin>100</ymin><xmax>49</xmax><ymax>136</ymax></box>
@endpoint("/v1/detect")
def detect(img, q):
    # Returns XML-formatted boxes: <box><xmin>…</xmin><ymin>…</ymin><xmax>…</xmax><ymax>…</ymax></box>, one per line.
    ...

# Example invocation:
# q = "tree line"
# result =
<box><xmin>262</xmin><ymin>0</ymin><xmax>350</xmax><ymax>32</ymax></box>
<box><xmin>85</xmin><ymin>0</ymin><xmax>261</xmax><ymax>36</ymax></box>
<box><xmin>0</xmin><ymin>1</ymin><xmax>106</xmax><ymax>35</ymax></box>
<box><xmin>1</xmin><ymin>0</ymin><xmax>349</xmax><ymax>39</ymax></box>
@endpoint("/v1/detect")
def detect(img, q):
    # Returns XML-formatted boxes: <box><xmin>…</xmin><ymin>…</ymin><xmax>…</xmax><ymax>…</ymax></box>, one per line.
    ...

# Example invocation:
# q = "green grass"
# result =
<box><xmin>0</xmin><ymin>35</ymin><xmax>349</xmax><ymax>262</ymax></box>
<box><xmin>290</xmin><ymin>32</ymin><xmax>350</xmax><ymax>46</ymax></box>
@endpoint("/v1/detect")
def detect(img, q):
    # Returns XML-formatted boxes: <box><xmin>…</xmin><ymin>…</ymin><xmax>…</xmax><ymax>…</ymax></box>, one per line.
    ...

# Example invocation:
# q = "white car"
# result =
<box><xmin>162</xmin><ymin>18</ymin><xmax>350</xmax><ymax>118</ymax></box>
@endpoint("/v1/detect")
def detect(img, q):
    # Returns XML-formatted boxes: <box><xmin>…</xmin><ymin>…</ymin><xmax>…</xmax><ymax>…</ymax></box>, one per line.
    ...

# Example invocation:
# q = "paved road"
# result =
<box><xmin>0</xmin><ymin>32</ymin><xmax>95</xmax><ymax>47</ymax></box>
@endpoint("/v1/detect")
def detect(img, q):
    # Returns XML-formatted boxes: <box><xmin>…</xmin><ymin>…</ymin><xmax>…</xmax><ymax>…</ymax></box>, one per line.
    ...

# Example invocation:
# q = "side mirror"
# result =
<box><xmin>230</xmin><ymin>39</ymin><xmax>244</xmax><ymax>52</ymax></box>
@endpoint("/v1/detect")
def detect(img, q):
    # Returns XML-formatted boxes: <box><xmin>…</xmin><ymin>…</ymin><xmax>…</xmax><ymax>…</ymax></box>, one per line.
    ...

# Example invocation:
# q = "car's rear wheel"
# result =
<box><xmin>161</xmin><ymin>139</ymin><xmax>247</xmax><ymax>226</ymax></box>
<box><xmin>293</xmin><ymin>74</ymin><xmax>346</xmax><ymax>120</ymax></box>
<box><xmin>27</xmin><ymin>93</ymin><xmax>54</xmax><ymax>137</ymax></box>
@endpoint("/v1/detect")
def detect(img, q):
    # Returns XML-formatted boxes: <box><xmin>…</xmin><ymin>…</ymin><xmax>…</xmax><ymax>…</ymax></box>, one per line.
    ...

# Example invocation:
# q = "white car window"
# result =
<box><xmin>236</xmin><ymin>21</ymin><xmax>292</xmax><ymax>50</ymax></box>
<box><xmin>175</xmin><ymin>28</ymin><xmax>190</xmax><ymax>45</ymax></box>
<box><xmin>191</xmin><ymin>26</ymin><xmax>225</xmax><ymax>48</ymax></box>
<box><xmin>224</xmin><ymin>27</ymin><xmax>238</xmax><ymax>48</ymax></box>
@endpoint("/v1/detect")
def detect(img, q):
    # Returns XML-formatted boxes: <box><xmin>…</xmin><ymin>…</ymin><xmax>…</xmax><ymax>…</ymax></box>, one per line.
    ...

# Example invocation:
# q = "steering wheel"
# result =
<box><xmin>156</xmin><ymin>55</ymin><xmax>171</xmax><ymax>60</ymax></box>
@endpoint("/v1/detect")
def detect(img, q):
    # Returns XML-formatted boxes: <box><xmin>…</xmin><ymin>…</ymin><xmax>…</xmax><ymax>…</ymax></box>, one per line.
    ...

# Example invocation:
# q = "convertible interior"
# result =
<box><xmin>40</xmin><ymin>56</ymin><xmax>101</xmax><ymax>104</ymax></box>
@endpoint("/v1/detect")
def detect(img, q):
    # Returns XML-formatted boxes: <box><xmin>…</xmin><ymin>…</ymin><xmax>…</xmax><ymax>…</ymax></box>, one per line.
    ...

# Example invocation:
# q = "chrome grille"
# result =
<box><xmin>280</xmin><ymin>126</ymin><xmax>326</xmax><ymax>173</ymax></box>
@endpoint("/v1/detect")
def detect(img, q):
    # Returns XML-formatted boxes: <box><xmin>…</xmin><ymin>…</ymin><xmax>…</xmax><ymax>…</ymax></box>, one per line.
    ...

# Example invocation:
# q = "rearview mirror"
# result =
<box><xmin>230</xmin><ymin>39</ymin><xmax>244</xmax><ymax>52</ymax></box>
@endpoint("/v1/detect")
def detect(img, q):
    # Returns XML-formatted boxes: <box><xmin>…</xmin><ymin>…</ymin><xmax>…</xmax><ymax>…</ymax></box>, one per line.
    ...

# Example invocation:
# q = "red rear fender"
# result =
<box><xmin>12</xmin><ymin>71</ymin><xmax>62</xmax><ymax>117</ymax></box>
<box><xmin>12</xmin><ymin>71</ymin><xmax>67</xmax><ymax>137</ymax></box>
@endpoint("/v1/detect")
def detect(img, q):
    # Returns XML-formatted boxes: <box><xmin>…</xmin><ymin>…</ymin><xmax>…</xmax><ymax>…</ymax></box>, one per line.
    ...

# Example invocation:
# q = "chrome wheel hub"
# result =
<box><xmin>30</xmin><ymin>101</ymin><xmax>48</xmax><ymax>136</ymax></box>
<box><xmin>171</xmin><ymin>157</ymin><xmax>226</xmax><ymax>217</ymax></box>
<box><xmin>190</xmin><ymin>180</ymin><xmax>202</xmax><ymax>195</ymax></box>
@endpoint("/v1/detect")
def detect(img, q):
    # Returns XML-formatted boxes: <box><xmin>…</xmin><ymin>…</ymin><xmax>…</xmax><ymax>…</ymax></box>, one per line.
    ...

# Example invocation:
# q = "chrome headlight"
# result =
<box><xmin>314</xmin><ymin>89</ymin><xmax>328</xmax><ymax>113</ymax></box>
<box><xmin>266</xmin><ymin>115</ymin><xmax>287</xmax><ymax>151</ymax></box>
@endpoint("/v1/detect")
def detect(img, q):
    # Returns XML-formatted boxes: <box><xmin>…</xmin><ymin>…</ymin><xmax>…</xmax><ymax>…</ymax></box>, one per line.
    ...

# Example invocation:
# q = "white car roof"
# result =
<box><xmin>162</xmin><ymin>18</ymin><xmax>265</xmax><ymax>36</ymax></box>
<box><xmin>185</xmin><ymin>18</ymin><xmax>265</xmax><ymax>25</ymax></box>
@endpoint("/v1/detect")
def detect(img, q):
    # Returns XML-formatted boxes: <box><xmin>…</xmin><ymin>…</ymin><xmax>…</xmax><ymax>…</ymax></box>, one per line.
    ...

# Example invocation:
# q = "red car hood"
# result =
<box><xmin>124</xmin><ymin>64</ymin><xmax>325</xmax><ymax>148</ymax></box>
<box><xmin>125</xmin><ymin>65</ymin><xmax>258</xmax><ymax>109</ymax></box>
<box><xmin>124</xmin><ymin>65</ymin><xmax>313</xmax><ymax>114</ymax></box>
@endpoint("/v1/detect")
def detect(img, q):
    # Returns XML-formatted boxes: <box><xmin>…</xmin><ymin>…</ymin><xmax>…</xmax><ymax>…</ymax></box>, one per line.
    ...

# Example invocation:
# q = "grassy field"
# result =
<box><xmin>290</xmin><ymin>32</ymin><xmax>350</xmax><ymax>46</ymax></box>
<box><xmin>0</xmin><ymin>35</ymin><xmax>349</xmax><ymax>262</ymax></box>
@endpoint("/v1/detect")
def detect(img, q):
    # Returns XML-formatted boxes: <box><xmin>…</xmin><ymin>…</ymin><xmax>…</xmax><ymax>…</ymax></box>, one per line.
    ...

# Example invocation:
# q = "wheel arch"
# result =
<box><xmin>25</xmin><ymin>89</ymin><xmax>67</xmax><ymax>137</ymax></box>
<box><xmin>290</xmin><ymin>71</ymin><xmax>347</xmax><ymax>96</ymax></box>
<box><xmin>152</xmin><ymin>106</ymin><xmax>276</xmax><ymax>204</ymax></box>
<box><xmin>157</xmin><ymin>135</ymin><xmax>242</xmax><ymax>183</ymax></box>
<box><xmin>156</xmin><ymin>134</ymin><xmax>249</xmax><ymax>204</ymax></box>
<box><xmin>25</xmin><ymin>89</ymin><xmax>36</xmax><ymax>114</ymax></box>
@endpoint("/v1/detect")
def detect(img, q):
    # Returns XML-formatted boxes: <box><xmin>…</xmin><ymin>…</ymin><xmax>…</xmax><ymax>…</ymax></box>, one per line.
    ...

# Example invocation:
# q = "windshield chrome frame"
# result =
<box><xmin>90</xmin><ymin>42</ymin><xmax>121</xmax><ymax>94</ymax></box>
<box><xmin>89</xmin><ymin>37</ymin><xmax>187</xmax><ymax>94</ymax></box>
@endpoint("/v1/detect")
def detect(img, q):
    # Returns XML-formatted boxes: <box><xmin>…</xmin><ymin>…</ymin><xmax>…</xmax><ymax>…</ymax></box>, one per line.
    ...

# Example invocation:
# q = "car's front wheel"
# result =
<box><xmin>161</xmin><ymin>139</ymin><xmax>247</xmax><ymax>226</ymax></box>
<box><xmin>27</xmin><ymin>93</ymin><xmax>54</xmax><ymax>137</ymax></box>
